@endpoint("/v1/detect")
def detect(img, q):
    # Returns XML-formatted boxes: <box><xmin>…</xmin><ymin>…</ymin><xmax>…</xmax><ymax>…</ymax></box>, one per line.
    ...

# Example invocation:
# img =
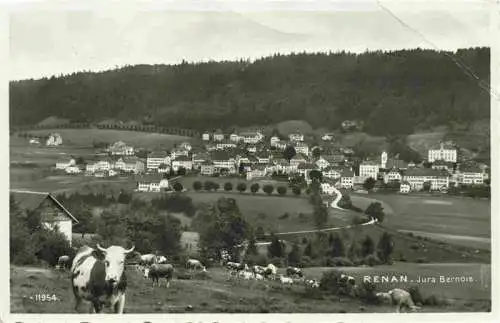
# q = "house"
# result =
<box><xmin>136</xmin><ymin>175</ymin><xmax>169</xmax><ymax>192</ymax></box>
<box><xmin>86</xmin><ymin>158</ymin><xmax>114</xmax><ymax>173</ymax></box>
<box><xmin>322</xmin><ymin>133</ymin><xmax>335</xmax><ymax>141</ymax></box>
<box><xmin>340</xmin><ymin>169</ymin><xmax>355</xmax><ymax>189</ymax></box>
<box><xmin>293</xmin><ymin>142</ymin><xmax>310</xmax><ymax>156</ymax></box>
<box><xmin>380</xmin><ymin>151</ymin><xmax>408</xmax><ymax>170</ymax></box>
<box><xmin>213</xmin><ymin>129</ymin><xmax>225</xmax><ymax>141</ymax></box>
<box><xmin>321</xmin><ymin>180</ymin><xmax>339</xmax><ymax>195</ymax></box>
<box><xmin>46</xmin><ymin>132</ymin><xmax>63</xmax><ymax>146</ymax></box>
<box><xmin>457</xmin><ymin>165</ymin><xmax>484</xmax><ymax>185</ymax></box>
<box><xmin>240</xmin><ymin>132</ymin><xmax>263</xmax><ymax>144</ymax></box>
<box><xmin>172</xmin><ymin>156</ymin><xmax>193</xmax><ymax>172</ymax></box>
<box><xmin>192</xmin><ymin>153</ymin><xmax>210</xmax><ymax>169</ymax></box>
<box><xmin>147</xmin><ymin>151</ymin><xmax>171</xmax><ymax>170</ymax></box>
<box><xmin>290</xmin><ymin>154</ymin><xmax>308</xmax><ymax>170</ymax></box>
<box><xmin>215</xmin><ymin>140</ymin><xmax>237</xmax><ymax>150</ymax></box>
<box><xmin>211</xmin><ymin>151</ymin><xmax>236</xmax><ymax>173</ymax></box>
<box><xmin>65</xmin><ymin>165</ymin><xmax>82</xmax><ymax>174</ymax></box>
<box><xmin>297</xmin><ymin>163</ymin><xmax>318</xmax><ymax>179</ymax></box>
<box><xmin>171</xmin><ymin>148</ymin><xmax>189</xmax><ymax>161</ymax></box>
<box><xmin>246</xmin><ymin>145</ymin><xmax>257</xmax><ymax>153</ymax></box>
<box><xmin>108</xmin><ymin>169</ymin><xmax>118</xmax><ymax>177</ymax></box>
<box><xmin>202</xmin><ymin>132</ymin><xmax>210</xmax><ymax>141</ymax></box>
<box><xmin>200</xmin><ymin>161</ymin><xmax>216</xmax><ymax>176</ymax></box>
<box><xmin>323</xmin><ymin>166</ymin><xmax>342</xmax><ymax>179</ymax></box>
<box><xmin>289</xmin><ymin>131</ymin><xmax>304</xmax><ymax>142</ymax></box>
<box><xmin>108</xmin><ymin>141</ymin><xmax>134</xmax><ymax>156</ymax></box>
<box><xmin>271</xmin><ymin>159</ymin><xmax>293</xmax><ymax>174</ymax></box>
<box><xmin>179</xmin><ymin>142</ymin><xmax>192</xmax><ymax>152</ymax></box>
<box><xmin>256</xmin><ymin>151</ymin><xmax>271</xmax><ymax>164</ymax></box>
<box><xmin>341</xmin><ymin>120</ymin><xmax>361</xmax><ymax>131</ymax></box>
<box><xmin>10</xmin><ymin>190</ymin><xmax>79</xmax><ymax>246</ymax></box>
<box><xmin>383</xmin><ymin>168</ymin><xmax>403</xmax><ymax>183</ymax></box>
<box><xmin>246</xmin><ymin>165</ymin><xmax>267</xmax><ymax>180</ymax></box>
<box><xmin>270</xmin><ymin>136</ymin><xmax>280</xmax><ymax>147</ymax></box>
<box><xmin>428</xmin><ymin>142</ymin><xmax>457</xmax><ymax>163</ymax></box>
<box><xmin>116</xmin><ymin>157</ymin><xmax>145</xmax><ymax>174</ymax></box>
<box><xmin>359</xmin><ymin>161</ymin><xmax>379</xmax><ymax>180</ymax></box>
<box><xmin>55</xmin><ymin>158</ymin><xmax>76</xmax><ymax>170</ymax></box>
<box><xmin>158</xmin><ymin>163</ymin><xmax>171</xmax><ymax>174</ymax></box>
<box><xmin>403</xmin><ymin>168</ymin><xmax>450</xmax><ymax>191</ymax></box>
<box><xmin>274</xmin><ymin>140</ymin><xmax>288</xmax><ymax>151</ymax></box>
<box><xmin>400</xmin><ymin>181</ymin><xmax>411</xmax><ymax>194</ymax></box>
<box><xmin>315</xmin><ymin>157</ymin><xmax>330</xmax><ymax>170</ymax></box>
<box><xmin>431</xmin><ymin>159</ymin><xmax>454</xmax><ymax>173</ymax></box>
<box><xmin>230</xmin><ymin>133</ymin><xmax>240</xmax><ymax>142</ymax></box>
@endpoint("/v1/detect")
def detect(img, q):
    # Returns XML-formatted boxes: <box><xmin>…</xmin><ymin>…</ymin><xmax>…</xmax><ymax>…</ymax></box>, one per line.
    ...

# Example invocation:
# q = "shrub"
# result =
<box><xmin>173</xmin><ymin>182</ymin><xmax>183</xmax><ymax>192</ymax></box>
<box><xmin>299</xmin><ymin>255</ymin><xmax>314</xmax><ymax>267</ymax></box>
<box><xmin>292</xmin><ymin>186</ymin><xmax>301</xmax><ymax>196</ymax></box>
<box><xmin>277</xmin><ymin>186</ymin><xmax>287</xmax><ymax>196</ymax></box>
<box><xmin>193</xmin><ymin>181</ymin><xmax>203</xmax><ymax>191</ymax></box>
<box><xmin>250</xmin><ymin>183</ymin><xmax>260</xmax><ymax>194</ymax></box>
<box><xmin>328</xmin><ymin>257</ymin><xmax>354</xmax><ymax>267</ymax></box>
<box><xmin>263</xmin><ymin>184</ymin><xmax>274</xmax><ymax>195</ymax></box>
<box><xmin>363</xmin><ymin>254</ymin><xmax>381</xmax><ymax>266</ymax></box>
<box><xmin>319</xmin><ymin>270</ymin><xmax>344</xmax><ymax>294</ymax></box>
<box><xmin>224</xmin><ymin>182</ymin><xmax>233</xmax><ymax>192</ymax></box>
<box><xmin>357</xmin><ymin>281</ymin><xmax>379</xmax><ymax>304</ymax></box>
<box><xmin>236</xmin><ymin>182</ymin><xmax>247</xmax><ymax>193</ymax></box>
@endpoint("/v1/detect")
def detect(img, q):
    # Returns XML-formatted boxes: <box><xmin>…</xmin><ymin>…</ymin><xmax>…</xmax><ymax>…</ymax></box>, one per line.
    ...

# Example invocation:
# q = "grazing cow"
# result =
<box><xmin>57</xmin><ymin>255</ymin><xmax>71</xmax><ymax>271</ymax></box>
<box><xmin>186</xmin><ymin>258</ymin><xmax>207</xmax><ymax>272</ymax></box>
<box><xmin>279</xmin><ymin>275</ymin><xmax>294</xmax><ymax>285</ymax></box>
<box><xmin>286</xmin><ymin>266</ymin><xmax>303</xmax><ymax>278</ymax></box>
<box><xmin>251</xmin><ymin>265</ymin><xmax>266</xmax><ymax>275</ymax></box>
<box><xmin>226</xmin><ymin>262</ymin><xmax>248</xmax><ymax>272</ymax></box>
<box><xmin>156</xmin><ymin>256</ymin><xmax>168</xmax><ymax>264</ymax></box>
<box><xmin>254</xmin><ymin>273</ymin><xmax>264</xmax><ymax>281</ymax></box>
<box><xmin>305</xmin><ymin>279</ymin><xmax>320</xmax><ymax>289</ymax></box>
<box><xmin>263</xmin><ymin>264</ymin><xmax>277</xmax><ymax>280</ymax></box>
<box><xmin>144</xmin><ymin>264</ymin><xmax>174</xmax><ymax>288</ymax></box>
<box><xmin>376</xmin><ymin>292</ymin><xmax>393</xmax><ymax>303</ymax></box>
<box><xmin>139</xmin><ymin>254</ymin><xmax>157</xmax><ymax>266</ymax></box>
<box><xmin>387</xmin><ymin>288</ymin><xmax>421</xmax><ymax>313</ymax></box>
<box><xmin>71</xmin><ymin>244</ymin><xmax>135</xmax><ymax>313</ymax></box>
<box><xmin>238</xmin><ymin>270</ymin><xmax>254</xmax><ymax>280</ymax></box>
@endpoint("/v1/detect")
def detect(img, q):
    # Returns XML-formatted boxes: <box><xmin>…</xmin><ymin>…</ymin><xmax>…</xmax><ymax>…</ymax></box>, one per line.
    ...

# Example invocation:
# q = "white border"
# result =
<box><xmin>1</xmin><ymin>1</ymin><xmax>499</xmax><ymax>323</ymax></box>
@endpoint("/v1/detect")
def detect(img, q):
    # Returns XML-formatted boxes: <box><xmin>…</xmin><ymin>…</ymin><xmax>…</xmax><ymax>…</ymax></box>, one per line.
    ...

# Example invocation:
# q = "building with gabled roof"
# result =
<box><xmin>403</xmin><ymin>168</ymin><xmax>450</xmax><ymax>191</ymax></box>
<box><xmin>10</xmin><ymin>190</ymin><xmax>79</xmax><ymax>245</ymax></box>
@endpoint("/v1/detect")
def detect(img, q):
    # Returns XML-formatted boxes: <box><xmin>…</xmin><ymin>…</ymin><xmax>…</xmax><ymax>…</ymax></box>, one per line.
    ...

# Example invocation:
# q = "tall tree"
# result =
<box><xmin>283</xmin><ymin>145</ymin><xmax>297</xmax><ymax>162</ymax></box>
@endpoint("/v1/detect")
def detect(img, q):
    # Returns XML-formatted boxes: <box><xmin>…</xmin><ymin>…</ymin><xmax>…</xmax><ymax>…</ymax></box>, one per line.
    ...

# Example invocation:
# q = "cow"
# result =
<box><xmin>144</xmin><ymin>264</ymin><xmax>174</xmax><ymax>288</ymax></box>
<box><xmin>263</xmin><ymin>263</ymin><xmax>277</xmax><ymax>280</ymax></box>
<box><xmin>286</xmin><ymin>266</ymin><xmax>303</xmax><ymax>278</ymax></box>
<box><xmin>339</xmin><ymin>274</ymin><xmax>357</xmax><ymax>296</ymax></box>
<box><xmin>71</xmin><ymin>244</ymin><xmax>135</xmax><ymax>313</ymax></box>
<box><xmin>387</xmin><ymin>288</ymin><xmax>422</xmax><ymax>313</ymax></box>
<box><xmin>226</xmin><ymin>262</ymin><xmax>248</xmax><ymax>272</ymax></box>
<box><xmin>251</xmin><ymin>265</ymin><xmax>266</xmax><ymax>275</ymax></box>
<box><xmin>139</xmin><ymin>254</ymin><xmax>157</xmax><ymax>266</ymax></box>
<box><xmin>305</xmin><ymin>279</ymin><xmax>320</xmax><ymax>289</ymax></box>
<box><xmin>186</xmin><ymin>258</ymin><xmax>207</xmax><ymax>272</ymax></box>
<box><xmin>279</xmin><ymin>275</ymin><xmax>294</xmax><ymax>285</ymax></box>
<box><xmin>254</xmin><ymin>273</ymin><xmax>264</xmax><ymax>281</ymax></box>
<box><xmin>156</xmin><ymin>255</ymin><xmax>168</xmax><ymax>264</ymax></box>
<box><xmin>238</xmin><ymin>270</ymin><xmax>254</xmax><ymax>280</ymax></box>
<box><xmin>56</xmin><ymin>255</ymin><xmax>71</xmax><ymax>271</ymax></box>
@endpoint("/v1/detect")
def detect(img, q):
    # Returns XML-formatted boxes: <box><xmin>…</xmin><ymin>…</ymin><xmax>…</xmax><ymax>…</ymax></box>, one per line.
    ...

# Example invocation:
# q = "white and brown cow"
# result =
<box><xmin>71</xmin><ymin>244</ymin><xmax>135</xmax><ymax>313</ymax></box>
<box><xmin>387</xmin><ymin>288</ymin><xmax>422</xmax><ymax>313</ymax></box>
<box><xmin>139</xmin><ymin>253</ymin><xmax>157</xmax><ymax>266</ymax></box>
<box><xmin>186</xmin><ymin>258</ymin><xmax>207</xmax><ymax>272</ymax></box>
<box><xmin>144</xmin><ymin>263</ymin><xmax>174</xmax><ymax>288</ymax></box>
<box><xmin>286</xmin><ymin>266</ymin><xmax>304</xmax><ymax>278</ymax></box>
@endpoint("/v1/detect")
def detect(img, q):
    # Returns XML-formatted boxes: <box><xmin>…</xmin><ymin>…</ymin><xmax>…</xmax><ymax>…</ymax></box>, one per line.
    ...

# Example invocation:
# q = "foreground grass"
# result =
<box><xmin>10</xmin><ymin>264</ymin><xmax>490</xmax><ymax>314</ymax></box>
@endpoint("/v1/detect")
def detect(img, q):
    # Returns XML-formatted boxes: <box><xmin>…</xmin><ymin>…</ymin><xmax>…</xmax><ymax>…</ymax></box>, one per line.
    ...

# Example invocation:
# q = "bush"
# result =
<box><xmin>319</xmin><ymin>270</ymin><xmax>344</xmax><ymax>294</ymax></box>
<box><xmin>263</xmin><ymin>184</ymin><xmax>274</xmax><ymax>195</ymax></box>
<box><xmin>236</xmin><ymin>182</ymin><xmax>247</xmax><ymax>193</ymax></box>
<box><xmin>363</xmin><ymin>254</ymin><xmax>381</xmax><ymax>266</ymax></box>
<box><xmin>277</xmin><ymin>186</ymin><xmax>287</xmax><ymax>195</ymax></box>
<box><xmin>173</xmin><ymin>182</ymin><xmax>184</xmax><ymax>192</ymax></box>
<box><xmin>292</xmin><ymin>186</ymin><xmax>301</xmax><ymax>196</ymax></box>
<box><xmin>224</xmin><ymin>182</ymin><xmax>233</xmax><ymax>192</ymax></box>
<box><xmin>357</xmin><ymin>282</ymin><xmax>379</xmax><ymax>304</ymax></box>
<box><xmin>250</xmin><ymin>183</ymin><xmax>260</xmax><ymax>194</ymax></box>
<box><xmin>327</xmin><ymin>257</ymin><xmax>354</xmax><ymax>267</ymax></box>
<box><xmin>299</xmin><ymin>255</ymin><xmax>314</xmax><ymax>267</ymax></box>
<box><xmin>193</xmin><ymin>181</ymin><xmax>203</xmax><ymax>191</ymax></box>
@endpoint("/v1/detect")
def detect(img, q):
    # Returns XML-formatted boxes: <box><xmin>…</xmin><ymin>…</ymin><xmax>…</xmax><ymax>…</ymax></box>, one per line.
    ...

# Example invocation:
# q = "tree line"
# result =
<box><xmin>10</xmin><ymin>48</ymin><xmax>489</xmax><ymax>136</ymax></box>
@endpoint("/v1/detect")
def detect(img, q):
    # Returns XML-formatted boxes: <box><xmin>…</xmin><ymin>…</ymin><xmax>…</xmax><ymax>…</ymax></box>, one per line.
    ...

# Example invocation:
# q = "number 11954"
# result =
<box><xmin>33</xmin><ymin>294</ymin><xmax>58</xmax><ymax>302</ymax></box>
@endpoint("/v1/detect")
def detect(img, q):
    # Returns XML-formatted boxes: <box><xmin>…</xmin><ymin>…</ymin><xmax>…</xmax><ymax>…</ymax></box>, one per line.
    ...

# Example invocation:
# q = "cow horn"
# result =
<box><xmin>96</xmin><ymin>244</ymin><xmax>107</xmax><ymax>252</ymax></box>
<box><xmin>124</xmin><ymin>245</ymin><xmax>135</xmax><ymax>253</ymax></box>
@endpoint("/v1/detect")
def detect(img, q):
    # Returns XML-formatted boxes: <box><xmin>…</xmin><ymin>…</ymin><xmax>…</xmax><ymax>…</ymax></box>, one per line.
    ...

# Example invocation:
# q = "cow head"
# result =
<box><xmin>97</xmin><ymin>244</ymin><xmax>135</xmax><ymax>287</ymax></box>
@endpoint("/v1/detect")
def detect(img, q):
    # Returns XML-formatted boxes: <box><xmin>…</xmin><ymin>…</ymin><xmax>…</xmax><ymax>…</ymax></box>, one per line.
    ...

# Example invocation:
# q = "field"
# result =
<box><xmin>352</xmin><ymin>193</ymin><xmax>491</xmax><ymax>250</ymax></box>
<box><xmin>10</xmin><ymin>263</ymin><xmax>490</xmax><ymax>314</ymax></box>
<box><xmin>16</xmin><ymin>129</ymin><xmax>191</xmax><ymax>149</ymax></box>
<box><xmin>185</xmin><ymin>191</ymin><xmax>352</xmax><ymax>233</ymax></box>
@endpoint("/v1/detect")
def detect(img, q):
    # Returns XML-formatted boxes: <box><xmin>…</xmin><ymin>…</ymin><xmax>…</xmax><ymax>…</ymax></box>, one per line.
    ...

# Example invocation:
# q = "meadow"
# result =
<box><xmin>18</xmin><ymin>129</ymin><xmax>191</xmax><ymax>149</ymax></box>
<box><xmin>352</xmin><ymin>193</ymin><xmax>491</xmax><ymax>250</ymax></box>
<box><xmin>10</xmin><ymin>263</ymin><xmax>490</xmax><ymax>314</ymax></box>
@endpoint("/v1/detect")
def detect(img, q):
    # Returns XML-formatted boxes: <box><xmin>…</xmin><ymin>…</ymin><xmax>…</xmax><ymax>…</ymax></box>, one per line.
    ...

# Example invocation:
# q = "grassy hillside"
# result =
<box><xmin>10</xmin><ymin>264</ymin><xmax>490</xmax><ymax>313</ymax></box>
<box><xmin>10</xmin><ymin>48</ymin><xmax>490</xmax><ymax>136</ymax></box>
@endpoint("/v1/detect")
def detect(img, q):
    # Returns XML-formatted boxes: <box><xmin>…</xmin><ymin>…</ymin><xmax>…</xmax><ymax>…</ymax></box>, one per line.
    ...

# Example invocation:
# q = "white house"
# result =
<box><xmin>65</xmin><ymin>166</ymin><xmax>82</xmax><ymax>174</ymax></box>
<box><xmin>202</xmin><ymin>133</ymin><xmax>210</xmax><ymax>141</ymax></box>
<box><xmin>322</xmin><ymin>133</ymin><xmax>335</xmax><ymax>141</ymax></box>
<box><xmin>147</xmin><ymin>151</ymin><xmax>171</xmax><ymax>170</ymax></box>
<box><xmin>179</xmin><ymin>142</ymin><xmax>192</xmax><ymax>152</ymax></box>
<box><xmin>270</xmin><ymin>136</ymin><xmax>280</xmax><ymax>147</ymax></box>
<box><xmin>323</xmin><ymin>166</ymin><xmax>342</xmax><ymax>179</ymax></box>
<box><xmin>293</xmin><ymin>142</ymin><xmax>310</xmax><ymax>156</ymax></box>
<box><xmin>215</xmin><ymin>140</ymin><xmax>237</xmax><ymax>150</ymax></box>
<box><xmin>431</xmin><ymin>160</ymin><xmax>454</xmax><ymax>173</ymax></box>
<box><xmin>200</xmin><ymin>161</ymin><xmax>216</xmax><ymax>176</ymax></box>
<box><xmin>246</xmin><ymin>165</ymin><xmax>267</xmax><ymax>180</ymax></box>
<box><xmin>171</xmin><ymin>148</ymin><xmax>189</xmax><ymax>161</ymax></box>
<box><xmin>116</xmin><ymin>157</ymin><xmax>145</xmax><ymax>174</ymax></box>
<box><xmin>212</xmin><ymin>151</ymin><xmax>236</xmax><ymax>173</ymax></box>
<box><xmin>213</xmin><ymin>130</ymin><xmax>225</xmax><ymax>141</ymax></box>
<box><xmin>46</xmin><ymin>133</ymin><xmax>63</xmax><ymax>146</ymax></box>
<box><xmin>315</xmin><ymin>157</ymin><xmax>330</xmax><ymax>170</ymax></box>
<box><xmin>56</xmin><ymin>158</ymin><xmax>76</xmax><ymax>170</ymax></box>
<box><xmin>400</xmin><ymin>181</ymin><xmax>411</xmax><ymax>194</ymax></box>
<box><xmin>383</xmin><ymin>168</ymin><xmax>402</xmax><ymax>183</ymax></box>
<box><xmin>289</xmin><ymin>132</ymin><xmax>304</xmax><ymax>142</ymax></box>
<box><xmin>274</xmin><ymin>140</ymin><xmax>288</xmax><ymax>151</ymax></box>
<box><xmin>359</xmin><ymin>161</ymin><xmax>379</xmax><ymax>181</ymax></box>
<box><xmin>158</xmin><ymin>163</ymin><xmax>171</xmax><ymax>174</ymax></box>
<box><xmin>457</xmin><ymin>165</ymin><xmax>484</xmax><ymax>185</ymax></box>
<box><xmin>230</xmin><ymin>133</ymin><xmax>240</xmax><ymax>142</ymax></box>
<box><xmin>240</xmin><ymin>132</ymin><xmax>264</xmax><ymax>144</ymax></box>
<box><xmin>108</xmin><ymin>141</ymin><xmax>134</xmax><ymax>156</ymax></box>
<box><xmin>10</xmin><ymin>190</ymin><xmax>79</xmax><ymax>246</ymax></box>
<box><xmin>86</xmin><ymin>158</ymin><xmax>114</xmax><ymax>173</ymax></box>
<box><xmin>428</xmin><ymin>142</ymin><xmax>457</xmax><ymax>163</ymax></box>
<box><xmin>340</xmin><ymin>169</ymin><xmax>355</xmax><ymax>189</ymax></box>
<box><xmin>290</xmin><ymin>154</ymin><xmax>307</xmax><ymax>170</ymax></box>
<box><xmin>137</xmin><ymin>175</ymin><xmax>169</xmax><ymax>192</ymax></box>
<box><xmin>172</xmin><ymin>156</ymin><xmax>193</xmax><ymax>172</ymax></box>
<box><xmin>403</xmin><ymin>168</ymin><xmax>450</xmax><ymax>191</ymax></box>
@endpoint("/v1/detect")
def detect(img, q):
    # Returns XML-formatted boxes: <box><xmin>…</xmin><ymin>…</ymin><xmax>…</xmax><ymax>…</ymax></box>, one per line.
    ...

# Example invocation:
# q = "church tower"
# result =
<box><xmin>381</xmin><ymin>151</ymin><xmax>388</xmax><ymax>169</ymax></box>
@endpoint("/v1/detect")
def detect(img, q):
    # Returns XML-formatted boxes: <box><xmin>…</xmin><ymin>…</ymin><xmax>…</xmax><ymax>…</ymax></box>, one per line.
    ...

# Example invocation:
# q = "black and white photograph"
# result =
<box><xmin>4</xmin><ymin>0</ymin><xmax>498</xmax><ymax>319</ymax></box>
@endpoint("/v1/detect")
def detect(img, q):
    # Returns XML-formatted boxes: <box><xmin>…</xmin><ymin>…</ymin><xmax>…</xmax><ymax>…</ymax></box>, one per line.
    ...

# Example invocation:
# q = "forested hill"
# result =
<box><xmin>10</xmin><ymin>47</ymin><xmax>490</xmax><ymax>135</ymax></box>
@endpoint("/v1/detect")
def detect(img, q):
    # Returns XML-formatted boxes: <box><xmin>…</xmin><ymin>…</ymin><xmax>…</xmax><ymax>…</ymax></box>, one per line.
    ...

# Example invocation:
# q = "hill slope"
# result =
<box><xmin>10</xmin><ymin>48</ymin><xmax>490</xmax><ymax>136</ymax></box>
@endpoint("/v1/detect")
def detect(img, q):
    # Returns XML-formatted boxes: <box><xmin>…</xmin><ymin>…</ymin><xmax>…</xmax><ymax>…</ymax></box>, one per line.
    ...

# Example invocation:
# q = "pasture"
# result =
<box><xmin>185</xmin><ymin>192</ymin><xmax>351</xmax><ymax>233</ymax></box>
<box><xmin>10</xmin><ymin>263</ymin><xmax>490</xmax><ymax>314</ymax></box>
<box><xmin>353</xmin><ymin>193</ymin><xmax>491</xmax><ymax>250</ymax></box>
<box><xmin>16</xmin><ymin>129</ymin><xmax>191</xmax><ymax>149</ymax></box>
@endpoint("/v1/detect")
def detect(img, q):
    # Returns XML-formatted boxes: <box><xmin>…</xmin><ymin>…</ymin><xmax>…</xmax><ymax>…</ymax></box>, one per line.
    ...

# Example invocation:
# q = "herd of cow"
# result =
<box><xmin>54</xmin><ymin>244</ymin><xmax>422</xmax><ymax>314</ymax></box>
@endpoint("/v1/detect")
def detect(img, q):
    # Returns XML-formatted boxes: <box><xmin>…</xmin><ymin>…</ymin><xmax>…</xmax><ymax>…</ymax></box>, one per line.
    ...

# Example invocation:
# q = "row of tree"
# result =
<box><xmin>192</xmin><ymin>180</ymin><xmax>301</xmax><ymax>196</ymax></box>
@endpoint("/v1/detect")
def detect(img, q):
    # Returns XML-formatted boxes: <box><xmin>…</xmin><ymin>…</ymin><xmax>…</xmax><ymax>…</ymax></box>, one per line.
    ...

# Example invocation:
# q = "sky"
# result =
<box><xmin>8</xmin><ymin>1</ymin><xmax>492</xmax><ymax>80</ymax></box>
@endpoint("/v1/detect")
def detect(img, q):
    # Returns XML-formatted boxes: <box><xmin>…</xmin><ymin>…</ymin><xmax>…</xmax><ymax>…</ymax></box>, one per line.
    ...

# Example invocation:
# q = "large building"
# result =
<box><xmin>108</xmin><ymin>141</ymin><xmax>134</xmax><ymax>156</ymax></box>
<box><xmin>359</xmin><ymin>161</ymin><xmax>379</xmax><ymax>180</ymax></box>
<box><xmin>428</xmin><ymin>142</ymin><xmax>457</xmax><ymax>163</ymax></box>
<box><xmin>403</xmin><ymin>168</ymin><xmax>450</xmax><ymax>191</ymax></box>
<box><xmin>10</xmin><ymin>190</ymin><xmax>79</xmax><ymax>246</ymax></box>
<box><xmin>147</xmin><ymin>151</ymin><xmax>171</xmax><ymax>170</ymax></box>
